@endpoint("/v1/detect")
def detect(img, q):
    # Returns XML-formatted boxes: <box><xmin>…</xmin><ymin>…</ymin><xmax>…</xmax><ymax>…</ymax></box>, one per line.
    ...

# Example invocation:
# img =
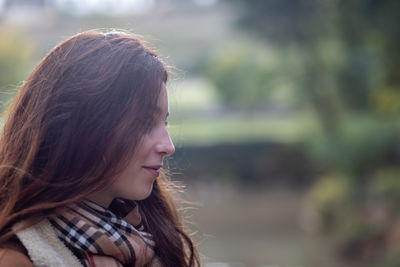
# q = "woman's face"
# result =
<box><xmin>88</xmin><ymin>83</ymin><xmax>175</xmax><ymax>207</ymax></box>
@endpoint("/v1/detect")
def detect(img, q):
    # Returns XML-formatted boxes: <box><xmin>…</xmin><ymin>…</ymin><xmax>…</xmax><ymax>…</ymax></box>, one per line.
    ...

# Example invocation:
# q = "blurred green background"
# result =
<box><xmin>1</xmin><ymin>0</ymin><xmax>400</xmax><ymax>266</ymax></box>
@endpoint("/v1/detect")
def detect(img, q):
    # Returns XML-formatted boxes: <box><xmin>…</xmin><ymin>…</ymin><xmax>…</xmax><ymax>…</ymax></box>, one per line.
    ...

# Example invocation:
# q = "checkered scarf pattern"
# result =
<box><xmin>50</xmin><ymin>199</ymin><xmax>160</xmax><ymax>267</ymax></box>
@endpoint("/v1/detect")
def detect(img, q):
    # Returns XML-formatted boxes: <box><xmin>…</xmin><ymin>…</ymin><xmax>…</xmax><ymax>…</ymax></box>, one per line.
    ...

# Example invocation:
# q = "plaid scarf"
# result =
<box><xmin>49</xmin><ymin>199</ymin><xmax>161</xmax><ymax>267</ymax></box>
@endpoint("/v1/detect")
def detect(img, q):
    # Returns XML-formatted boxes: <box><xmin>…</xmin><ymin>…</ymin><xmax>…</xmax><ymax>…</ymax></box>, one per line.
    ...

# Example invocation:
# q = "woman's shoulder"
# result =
<box><xmin>0</xmin><ymin>236</ymin><xmax>33</xmax><ymax>267</ymax></box>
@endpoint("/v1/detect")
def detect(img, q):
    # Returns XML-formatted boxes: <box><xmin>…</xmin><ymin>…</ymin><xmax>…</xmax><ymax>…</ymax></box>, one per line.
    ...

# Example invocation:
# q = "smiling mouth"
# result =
<box><xmin>143</xmin><ymin>166</ymin><xmax>161</xmax><ymax>177</ymax></box>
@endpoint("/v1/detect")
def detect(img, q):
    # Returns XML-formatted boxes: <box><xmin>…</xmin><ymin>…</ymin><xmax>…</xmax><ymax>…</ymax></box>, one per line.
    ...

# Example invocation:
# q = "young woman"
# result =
<box><xmin>0</xmin><ymin>30</ymin><xmax>199</xmax><ymax>266</ymax></box>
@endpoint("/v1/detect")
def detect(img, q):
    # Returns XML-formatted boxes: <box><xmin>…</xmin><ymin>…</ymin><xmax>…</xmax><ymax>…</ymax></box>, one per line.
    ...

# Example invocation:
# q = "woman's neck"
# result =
<box><xmin>85</xmin><ymin>193</ymin><xmax>113</xmax><ymax>209</ymax></box>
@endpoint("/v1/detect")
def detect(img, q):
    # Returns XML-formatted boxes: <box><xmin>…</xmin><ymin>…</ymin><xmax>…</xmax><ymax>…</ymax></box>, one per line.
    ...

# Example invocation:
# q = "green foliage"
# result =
<box><xmin>338</xmin><ymin>0</ymin><xmax>400</xmax><ymax>87</ymax></box>
<box><xmin>371</xmin><ymin>87</ymin><xmax>400</xmax><ymax>116</ymax></box>
<box><xmin>207</xmin><ymin>46</ymin><xmax>272</xmax><ymax>108</ymax></box>
<box><xmin>371</xmin><ymin>168</ymin><xmax>400</xmax><ymax>214</ymax></box>
<box><xmin>307</xmin><ymin>173</ymin><xmax>350</xmax><ymax>231</ymax></box>
<box><xmin>307</xmin><ymin>114</ymin><xmax>397</xmax><ymax>178</ymax></box>
<box><xmin>0</xmin><ymin>28</ymin><xmax>34</xmax><ymax>86</ymax></box>
<box><xmin>231</xmin><ymin>0</ymin><xmax>331</xmax><ymax>45</ymax></box>
<box><xmin>304</xmin><ymin>115</ymin><xmax>400</xmax><ymax>262</ymax></box>
<box><xmin>0</xmin><ymin>27</ymin><xmax>35</xmax><ymax>109</ymax></box>
<box><xmin>309</xmin><ymin>174</ymin><xmax>349</xmax><ymax>212</ymax></box>
<box><xmin>306</xmin><ymin>167</ymin><xmax>400</xmax><ymax>264</ymax></box>
<box><xmin>207</xmin><ymin>45</ymin><xmax>296</xmax><ymax>109</ymax></box>
<box><xmin>229</xmin><ymin>0</ymin><xmax>400</xmax><ymax>117</ymax></box>
<box><xmin>227</xmin><ymin>0</ymin><xmax>400</xmax><ymax>264</ymax></box>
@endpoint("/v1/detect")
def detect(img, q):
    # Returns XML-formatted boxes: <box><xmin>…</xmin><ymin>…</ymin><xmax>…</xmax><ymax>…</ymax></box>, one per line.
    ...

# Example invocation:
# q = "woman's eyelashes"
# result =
<box><xmin>165</xmin><ymin>112</ymin><xmax>170</xmax><ymax>127</ymax></box>
<box><xmin>150</xmin><ymin>119</ymin><xmax>168</xmax><ymax>130</ymax></box>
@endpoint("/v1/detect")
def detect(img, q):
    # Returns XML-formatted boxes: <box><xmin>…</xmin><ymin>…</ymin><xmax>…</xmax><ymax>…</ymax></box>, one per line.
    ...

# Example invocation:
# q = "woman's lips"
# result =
<box><xmin>143</xmin><ymin>166</ymin><xmax>161</xmax><ymax>177</ymax></box>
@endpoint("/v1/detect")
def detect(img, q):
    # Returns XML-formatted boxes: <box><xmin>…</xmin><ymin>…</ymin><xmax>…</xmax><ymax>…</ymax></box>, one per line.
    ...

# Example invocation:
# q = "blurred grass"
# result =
<box><xmin>168</xmin><ymin>78</ymin><xmax>318</xmax><ymax>145</ymax></box>
<box><xmin>169</xmin><ymin>113</ymin><xmax>318</xmax><ymax>146</ymax></box>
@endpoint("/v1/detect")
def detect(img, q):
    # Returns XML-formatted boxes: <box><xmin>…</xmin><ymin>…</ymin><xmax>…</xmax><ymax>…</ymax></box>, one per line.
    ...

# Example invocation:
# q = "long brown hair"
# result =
<box><xmin>0</xmin><ymin>30</ymin><xmax>199</xmax><ymax>266</ymax></box>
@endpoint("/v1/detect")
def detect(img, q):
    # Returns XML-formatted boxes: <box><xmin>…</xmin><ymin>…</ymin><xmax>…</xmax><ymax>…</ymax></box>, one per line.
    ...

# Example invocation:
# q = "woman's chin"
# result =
<box><xmin>132</xmin><ymin>183</ymin><xmax>154</xmax><ymax>201</ymax></box>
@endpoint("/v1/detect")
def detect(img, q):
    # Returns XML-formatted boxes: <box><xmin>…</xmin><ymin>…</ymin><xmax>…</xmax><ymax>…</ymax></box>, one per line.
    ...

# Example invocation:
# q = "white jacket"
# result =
<box><xmin>14</xmin><ymin>219</ymin><xmax>83</xmax><ymax>267</ymax></box>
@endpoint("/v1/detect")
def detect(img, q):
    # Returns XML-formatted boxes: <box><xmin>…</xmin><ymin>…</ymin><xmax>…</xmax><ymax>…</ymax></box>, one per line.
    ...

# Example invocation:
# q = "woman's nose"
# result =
<box><xmin>157</xmin><ymin>132</ymin><xmax>175</xmax><ymax>156</ymax></box>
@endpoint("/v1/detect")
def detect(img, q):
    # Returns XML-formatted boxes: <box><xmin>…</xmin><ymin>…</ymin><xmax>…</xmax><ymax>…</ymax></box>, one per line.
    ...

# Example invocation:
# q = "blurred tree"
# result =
<box><xmin>227</xmin><ymin>0</ymin><xmax>400</xmax><ymax>264</ymax></box>
<box><xmin>227</xmin><ymin>0</ymin><xmax>400</xmax><ymax>184</ymax></box>
<box><xmin>228</xmin><ymin>0</ymin><xmax>342</xmax><ymax>134</ymax></box>
<box><xmin>337</xmin><ymin>0</ymin><xmax>400</xmax><ymax>112</ymax></box>
<box><xmin>207</xmin><ymin>45</ymin><xmax>282</xmax><ymax>109</ymax></box>
<box><xmin>228</xmin><ymin>0</ymin><xmax>400</xmax><ymax>127</ymax></box>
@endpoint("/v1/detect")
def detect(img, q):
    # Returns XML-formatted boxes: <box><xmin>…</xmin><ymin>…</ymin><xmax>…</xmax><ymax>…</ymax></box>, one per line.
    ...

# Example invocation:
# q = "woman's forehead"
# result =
<box><xmin>151</xmin><ymin>85</ymin><xmax>168</xmax><ymax>116</ymax></box>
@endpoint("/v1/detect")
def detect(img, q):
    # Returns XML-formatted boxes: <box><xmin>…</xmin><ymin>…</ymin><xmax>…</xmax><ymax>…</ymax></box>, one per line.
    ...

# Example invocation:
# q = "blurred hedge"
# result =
<box><xmin>170</xmin><ymin>142</ymin><xmax>316</xmax><ymax>188</ymax></box>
